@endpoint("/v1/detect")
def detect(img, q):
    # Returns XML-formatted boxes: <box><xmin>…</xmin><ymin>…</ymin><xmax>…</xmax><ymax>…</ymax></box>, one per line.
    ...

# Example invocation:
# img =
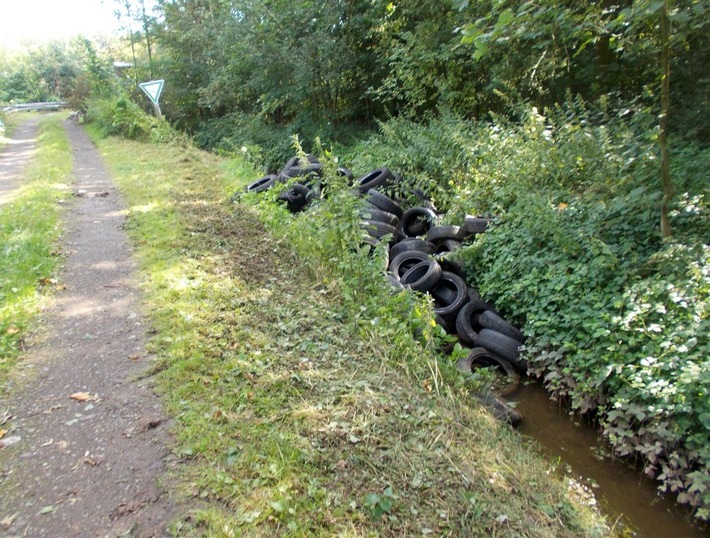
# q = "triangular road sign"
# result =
<box><xmin>138</xmin><ymin>79</ymin><xmax>164</xmax><ymax>106</ymax></box>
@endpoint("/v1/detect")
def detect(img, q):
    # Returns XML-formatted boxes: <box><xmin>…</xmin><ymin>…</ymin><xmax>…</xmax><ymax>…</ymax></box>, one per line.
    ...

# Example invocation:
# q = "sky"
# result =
<box><xmin>0</xmin><ymin>0</ymin><xmax>122</xmax><ymax>48</ymax></box>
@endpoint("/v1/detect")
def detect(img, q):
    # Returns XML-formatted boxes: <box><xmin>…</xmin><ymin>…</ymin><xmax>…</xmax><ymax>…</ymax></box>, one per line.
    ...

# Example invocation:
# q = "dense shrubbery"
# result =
<box><xmin>329</xmin><ymin>102</ymin><xmax>710</xmax><ymax>519</ymax></box>
<box><xmin>86</xmin><ymin>94</ymin><xmax>180</xmax><ymax>144</ymax></box>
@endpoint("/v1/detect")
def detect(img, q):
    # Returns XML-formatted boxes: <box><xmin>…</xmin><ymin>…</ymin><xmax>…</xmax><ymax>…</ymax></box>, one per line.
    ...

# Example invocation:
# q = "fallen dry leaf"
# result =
<box><xmin>128</xmin><ymin>354</ymin><xmax>140</xmax><ymax>361</ymax></box>
<box><xmin>0</xmin><ymin>429</ymin><xmax>7</xmax><ymax>439</ymax></box>
<box><xmin>6</xmin><ymin>326</ymin><xmax>19</xmax><ymax>335</ymax></box>
<box><xmin>55</xmin><ymin>284</ymin><xmax>67</xmax><ymax>291</ymax></box>
<box><xmin>0</xmin><ymin>513</ymin><xmax>17</xmax><ymax>527</ymax></box>
<box><xmin>39</xmin><ymin>277</ymin><xmax>58</xmax><ymax>286</ymax></box>
<box><xmin>69</xmin><ymin>392</ymin><xmax>92</xmax><ymax>402</ymax></box>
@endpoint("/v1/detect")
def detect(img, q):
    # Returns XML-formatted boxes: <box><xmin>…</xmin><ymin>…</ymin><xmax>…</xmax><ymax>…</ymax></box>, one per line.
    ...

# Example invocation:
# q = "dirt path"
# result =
<box><xmin>0</xmin><ymin>120</ymin><xmax>177</xmax><ymax>537</ymax></box>
<box><xmin>0</xmin><ymin>115</ymin><xmax>40</xmax><ymax>206</ymax></box>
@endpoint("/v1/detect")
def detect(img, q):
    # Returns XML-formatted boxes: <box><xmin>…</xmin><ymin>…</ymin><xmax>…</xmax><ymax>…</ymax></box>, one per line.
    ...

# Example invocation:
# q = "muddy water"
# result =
<box><xmin>511</xmin><ymin>383</ymin><xmax>708</xmax><ymax>538</ymax></box>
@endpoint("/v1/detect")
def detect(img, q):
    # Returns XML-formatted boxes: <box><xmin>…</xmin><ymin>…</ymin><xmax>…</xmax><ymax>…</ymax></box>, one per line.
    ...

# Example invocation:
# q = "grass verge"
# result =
<box><xmin>0</xmin><ymin>113</ymin><xmax>73</xmax><ymax>381</ymax></box>
<box><xmin>91</xmin><ymin>128</ymin><xmax>614</xmax><ymax>537</ymax></box>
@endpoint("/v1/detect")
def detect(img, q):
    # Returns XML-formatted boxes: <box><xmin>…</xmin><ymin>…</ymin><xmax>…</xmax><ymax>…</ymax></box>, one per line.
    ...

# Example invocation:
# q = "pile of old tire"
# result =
<box><xmin>352</xmin><ymin>173</ymin><xmax>526</xmax><ymax>417</ymax></box>
<box><xmin>246</xmin><ymin>162</ymin><xmax>526</xmax><ymax>423</ymax></box>
<box><xmin>246</xmin><ymin>155</ymin><xmax>353</xmax><ymax>213</ymax></box>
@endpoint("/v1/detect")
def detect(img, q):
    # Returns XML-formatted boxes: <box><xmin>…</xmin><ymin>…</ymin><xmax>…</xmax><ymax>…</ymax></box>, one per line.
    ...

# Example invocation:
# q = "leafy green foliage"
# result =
<box><xmin>86</xmin><ymin>93</ymin><xmax>179</xmax><ymax>143</ymax></box>
<box><xmin>94</xmin><ymin>131</ymin><xmax>612</xmax><ymax>537</ymax></box>
<box><xmin>437</xmin><ymin>103</ymin><xmax>710</xmax><ymax>519</ymax></box>
<box><xmin>336</xmin><ymin>98</ymin><xmax>710</xmax><ymax>519</ymax></box>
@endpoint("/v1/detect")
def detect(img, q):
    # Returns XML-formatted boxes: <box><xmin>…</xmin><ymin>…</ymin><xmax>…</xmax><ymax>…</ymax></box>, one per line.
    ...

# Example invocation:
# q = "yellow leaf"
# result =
<box><xmin>6</xmin><ymin>326</ymin><xmax>19</xmax><ymax>335</ymax></box>
<box><xmin>69</xmin><ymin>392</ymin><xmax>92</xmax><ymax>402</ymax></box>
<box><xmin>557</xmin><ymin>202</ymin><xmax>568</xmax><ymax>210</ymax></box>
<box><xmin>0</xmin><ymin>429</ymin><xmax>7</xmax><ymax>439</ymax></box>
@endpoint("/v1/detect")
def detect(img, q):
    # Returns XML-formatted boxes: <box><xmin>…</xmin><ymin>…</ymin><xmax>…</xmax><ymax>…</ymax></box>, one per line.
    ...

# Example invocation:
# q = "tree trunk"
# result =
<box><xmin>659</xmin><ymin>0</ymin><xmax>673</xmax><ymax>238</ymax></box>
<box><xmin>140</xmin><ymin>0</ymin><xmax>154</xmax><ymax>78</ymax></box>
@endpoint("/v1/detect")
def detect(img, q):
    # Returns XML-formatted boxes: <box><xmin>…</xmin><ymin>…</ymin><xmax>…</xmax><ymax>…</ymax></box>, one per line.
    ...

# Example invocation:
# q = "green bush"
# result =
<box><xmin>333</xmin><ymin>100</ymin><xmax>710</xmax><ymax>519</ymax></box>
<box><xmin>86</xmin><ymin>94</ymin><xmax>178</xmax><ymax>143</ymax></box>
<box><xmin>456</xmin><ymin>108</ymin><xmax>710</xmax><ymax>519</ymax></box>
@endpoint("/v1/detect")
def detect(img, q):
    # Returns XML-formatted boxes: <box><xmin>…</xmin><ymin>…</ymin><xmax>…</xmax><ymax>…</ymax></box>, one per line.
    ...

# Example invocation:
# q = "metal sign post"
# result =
<box><xmin>138</xmin><ymin>79</ymin><xmax>165</xmax><ymax>118</ymax></box>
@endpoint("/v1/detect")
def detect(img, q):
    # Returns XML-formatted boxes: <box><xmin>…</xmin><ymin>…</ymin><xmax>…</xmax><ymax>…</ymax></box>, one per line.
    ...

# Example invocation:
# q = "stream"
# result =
<box><xmin>510</xmin><ymin>383</ymin><xmax>708</xmax><ymax>537</ymax></box>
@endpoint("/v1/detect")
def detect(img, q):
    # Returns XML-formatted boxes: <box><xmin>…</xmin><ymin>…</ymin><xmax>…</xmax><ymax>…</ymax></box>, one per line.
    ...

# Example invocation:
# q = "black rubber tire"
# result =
<box><xmin>464</xmin><ymin>298</ymin><xmax>501</xmax><ymax>329</ymax></box>
<box><xmin>426</xmin><ymin>225</ymin><xmax>466</xmax><ymax>243</ymax></box>
<box><xmin>337</xmin><ymin>167</ymin><xmax>354</xmax><ymax>181</ymax></box>
<box><xmin>388</xmin><ymin>250</ymin><xmax>432</xmax><ymax>280</ymax></box>
<box><xmin>455</xmin><ymin>301</ymin><xmax>479</xmax><ymax>347</ymax></box>
<box><xmin>356</xmin><ymin>167</ymin><xmax>393</xmax><ymax>193</ymax></box>
<box><xmin>401</xmin><ymin>260</ymin><xmax>442</xmax><ymax>292</ymax></box>
<box><xmin>358</xmin><ymin>235</ymin><xmax>389</xmax><ymax>260</ymax></box>
<box><xmin>361</xmin><ymin>220</ymin><xmax>398</xmax><ymax>242</ymax></box>
<box><xmin>463</xmin><ymin>216</ymin><xmax>491</xmax><ymax>234</ymax></box>
<box><xmin>359</xmin><ymin>206</ymin><xmax>400</xmax><ymax>227</ymax></box>
<box><xmin>280</xmin><ymin>156</ymin><xmax>300</xmax><ymax>173</ymax></box>
<box><xmin>398</xmin><ymin>207</ymin><xmax>438</xmax><ymax>238</ymax></box>
<box><xmin>475</xmin><ymin>391</ymin><xmax>523</xmax><ymax>426</ymax></box>
<box><xmin>278</xmin><ymin>163</ymin><xmax>323</xmax><ymax>184</ymax></box>
<box><xmin>435</xmin><ymin>315</ymin><xmax>450</xmax><ymax>334</ymax></box>
<box><xmin>278</xmin><ymin>184</ymin><xmax>313</xmax><ymax>213</ymax></box>
<box><xmin>478</xmin><ymin>310</ymin><xmax>524</xmax><ymax>342</ymax></box>
<box><xmin>389</xmin><ymin>238</ymin><xmax>436</xmax><ymax>260</ymax></box>
<box><xmin>475</xmin><ymin>328</ymin><xmax>526</xmax><ymax>370</ymax></box>
<box><xmin>366</xmin><ymin>189</ymin><xmax>404</xmax><ymax>218</ymax></box>
<box><xmin>386</xmin><ymin>273</ymin><xmax>405</xmax><ymax>291</ymax></box>
<box><xmin>435</xmin><ymin>239</ymin><xmax>462</xmax><ymax>254</ymax></box>
<box><xmin>431</xmin><ymin>271</ymin><xmax>468</xmax><ymax>322</ymax></box>
<box><xmin>436</xmin><ymin>256</ymin><xmax>464</xmax><ymax>278</ymax></box>
<box><xmin>246</xmin><ymin>174</ymin><xmax>278</xmax><ymax>193</ymax></box>
<box><xmin>464</xmin><ymin>347</ymin><xmax>521</xmax><ymax>395</ymax></box>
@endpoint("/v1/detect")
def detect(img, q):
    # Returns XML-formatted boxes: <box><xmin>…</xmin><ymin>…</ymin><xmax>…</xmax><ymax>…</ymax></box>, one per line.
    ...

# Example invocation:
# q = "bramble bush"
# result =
<box><xmin>338</xmin><ymin>100</ymin><xmax>710</xmax><ymax>519</ymax></box>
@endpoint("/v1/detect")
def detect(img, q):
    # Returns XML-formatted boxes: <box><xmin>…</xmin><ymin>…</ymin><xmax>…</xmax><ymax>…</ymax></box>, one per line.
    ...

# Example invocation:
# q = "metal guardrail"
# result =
<box><xmin>1</xmin><ymin>102</ymin><xmax>69</xmax><ymax>113</ymax></box>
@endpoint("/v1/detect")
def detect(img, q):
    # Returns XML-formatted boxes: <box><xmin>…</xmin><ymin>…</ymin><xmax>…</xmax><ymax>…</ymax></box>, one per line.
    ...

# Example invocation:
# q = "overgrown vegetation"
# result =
<box><xmin>3</xmin><ymin>0</ymin><xmax>708</xmax><ymax>524</ymax></box>
<box><xmin>328</xmin><ymin>103</ymin><xmax>709</xmax><ymax>519</ymax></box>
<box><xmin>0</xmin><ymin>113</ymin><xmax>73</xmax><ymax>380</ymax></box>
<box><xmin>92</xmin><ymin>128</ymin><xmax>613</xmax><ymax>536</ymax></box>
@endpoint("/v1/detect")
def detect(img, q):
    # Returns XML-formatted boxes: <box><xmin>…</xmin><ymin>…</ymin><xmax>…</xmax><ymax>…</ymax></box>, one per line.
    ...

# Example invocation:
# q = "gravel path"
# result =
<box><xmin>0</xmin><ymin>115</ymin><xmax>40</xmax><ymax>206</ymax></box>
<box><xmin>0</xmin><ymin>119</ymin><xmax>177</xmax><ymax>537</ymax></box>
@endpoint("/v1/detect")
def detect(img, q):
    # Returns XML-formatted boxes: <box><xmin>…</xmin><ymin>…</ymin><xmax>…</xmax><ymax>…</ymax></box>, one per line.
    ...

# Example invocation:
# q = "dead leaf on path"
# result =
<box><xmin>69</xmin><ymin>392</ymin><xmax>92</xmax><ymax>402</ymax></box>
<box><xmin>0</xmin><ymin>513</ymin><xmax>17</xmax><ymax>527</ymax></box>
<box><xmin>0</xmin><ymin>429</ymin><xmax>7</xmax><ymax>439</ymax></box>
<box><xmin>43</xmin><ymin>404</ymin><xmax>62</xmax><ymax>414</ymax></box>
<box><xmin>55</xmin><ymin>284</ymin><xmax>67</xmax><ymax>291</ymax></box>
<box><xmin>38</xmin><ymin>277</ymin><xmax>58</xmax><ymax>286</ymax></box>
<box><xmin>6</xmin><ymin>326</ymin><xmax>19</xmax><ymax>335</ymax></box>
<box><xmin>128</xmin><ymin>354</ymin><xmax>140</xmax><ymax>361</ymax></box>
<box><xmin>0</xmin><ymin>436</ymin><xmax>21</xmax><ymax>448</ymax></box>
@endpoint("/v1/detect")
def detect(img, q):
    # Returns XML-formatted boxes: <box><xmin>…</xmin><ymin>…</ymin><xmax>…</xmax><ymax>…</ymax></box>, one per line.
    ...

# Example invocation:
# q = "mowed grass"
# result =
<box><xmin>91</xmin><ymin>127</ymin><xmax>615</xmax><ymax>537</ymax></box>
<box><xmin>0</xmin><ymin>113</ymin><xmax>73</xmax><ymax>380</ymax></box>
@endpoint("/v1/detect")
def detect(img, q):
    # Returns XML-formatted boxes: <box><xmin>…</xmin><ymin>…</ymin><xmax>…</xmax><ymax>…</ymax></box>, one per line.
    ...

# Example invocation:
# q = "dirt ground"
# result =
<box><xmin>0</xmin><ymin>117</ymin><xmax>177</xmax><ymax>537</ymax></box>
<box><xmin>0</xmin><ymin>115</ymin><xmax>40</xmax><ymax>207</ymax></box>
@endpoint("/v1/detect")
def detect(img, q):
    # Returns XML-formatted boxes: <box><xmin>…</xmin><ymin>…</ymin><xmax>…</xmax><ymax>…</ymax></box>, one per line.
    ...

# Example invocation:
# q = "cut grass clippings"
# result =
<box><xmin>0</xmin><ymin>113</ymin><xmax>73</xmax><ymax>381</ymax></box>
<box><xmin>90</xmin><ymin>127</ymin><xmax>615</xmax><ymax>537</ymax></box>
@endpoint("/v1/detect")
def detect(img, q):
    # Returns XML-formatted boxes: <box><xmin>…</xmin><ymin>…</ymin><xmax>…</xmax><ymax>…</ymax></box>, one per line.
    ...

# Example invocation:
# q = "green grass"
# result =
<box><xmin>90</xmin><ymin>128</ymin><xmax>615</xmax><ymax>537</ymax></box>
<box><xmin>0</xmin><ymin>113</ymin><xmax>73</xmax><ymax>380</ymax></box>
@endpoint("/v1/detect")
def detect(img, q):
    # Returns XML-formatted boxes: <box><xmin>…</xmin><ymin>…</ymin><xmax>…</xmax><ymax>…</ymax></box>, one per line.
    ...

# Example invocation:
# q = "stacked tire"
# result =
<box><xmin>243</xmin><ymin>162</ymin><xmax>526</xmax><ymax>415</ymax></box>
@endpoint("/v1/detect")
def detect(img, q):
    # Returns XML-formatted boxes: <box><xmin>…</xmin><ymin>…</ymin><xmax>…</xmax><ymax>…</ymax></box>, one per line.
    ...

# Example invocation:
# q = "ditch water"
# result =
<box><xmin>510</xmin><ymin>382</ymin><xmax>708</xmax><ymax>538</ymax></box>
